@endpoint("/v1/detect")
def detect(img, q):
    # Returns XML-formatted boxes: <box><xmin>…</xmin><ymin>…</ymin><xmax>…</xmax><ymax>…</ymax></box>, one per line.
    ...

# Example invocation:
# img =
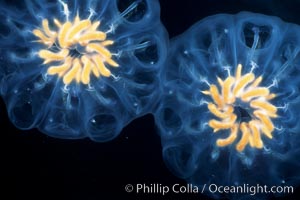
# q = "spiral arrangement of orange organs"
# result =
<box><xmin>202</xmin><ymin>64</ymin><xmax>278</xmax><ymax>152</ymax></box>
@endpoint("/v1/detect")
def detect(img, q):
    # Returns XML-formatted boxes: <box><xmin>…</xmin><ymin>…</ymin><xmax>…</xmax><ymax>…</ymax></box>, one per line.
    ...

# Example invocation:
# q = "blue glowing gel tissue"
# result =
<box><xmin>154</xmin><ymin>12</ymin><xmax>300</xmax><ymax>199</ymax></box>
<box><xmin>0</xmin><ymin>0</ymin><xmax>168</xmax><ymax>141</ymax></box>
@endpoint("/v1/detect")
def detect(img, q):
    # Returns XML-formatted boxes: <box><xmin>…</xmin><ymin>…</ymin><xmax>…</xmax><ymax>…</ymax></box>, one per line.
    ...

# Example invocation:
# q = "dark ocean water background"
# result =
<box><xmin>1</xmin><ymin>0</ymin><xmax>300</xmax><ymax>199</ymax></box>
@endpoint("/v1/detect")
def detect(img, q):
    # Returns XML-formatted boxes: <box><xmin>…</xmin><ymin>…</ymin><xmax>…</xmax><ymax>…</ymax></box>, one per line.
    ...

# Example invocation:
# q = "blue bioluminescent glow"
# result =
<box><xmin>1</xmin><ymin>0</ymin><xmax>300</xmax><ymax>199</ymax></box>
<box><xmin>154</xmin><ymin>12</ymin><xmax>300</xmax><ymax>199</ymax></box>
<box><xmin>0</xmin><ymin>0</ymin><xmax>168</xmax><ymax>141</ymax></box>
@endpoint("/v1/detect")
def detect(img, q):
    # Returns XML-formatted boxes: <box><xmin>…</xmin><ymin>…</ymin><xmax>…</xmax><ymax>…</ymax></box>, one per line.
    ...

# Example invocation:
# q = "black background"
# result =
<box><xmin>1</xmin><ymin>0</ymin><xmax>300</xmax><ymax>199</ymax></box>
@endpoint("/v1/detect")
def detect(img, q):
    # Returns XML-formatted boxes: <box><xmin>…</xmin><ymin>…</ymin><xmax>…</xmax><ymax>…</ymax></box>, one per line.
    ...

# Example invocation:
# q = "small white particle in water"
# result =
<box><xmin>211</xmin><ymin>149</ymin><xmax>220</xmax><ymax>161</ymax></box>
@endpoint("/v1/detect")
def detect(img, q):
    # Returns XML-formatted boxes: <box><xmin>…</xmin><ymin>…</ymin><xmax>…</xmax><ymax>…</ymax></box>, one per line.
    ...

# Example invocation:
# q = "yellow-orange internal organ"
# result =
<box><xmin>202</xmin><ymin>64</ymin><xmax>278</xmax><ymax>152</ymax></box>
<box><xmin>33</xmin><ymin>15</ymin><xmax>119</xmax><ymax>85</ymax></box>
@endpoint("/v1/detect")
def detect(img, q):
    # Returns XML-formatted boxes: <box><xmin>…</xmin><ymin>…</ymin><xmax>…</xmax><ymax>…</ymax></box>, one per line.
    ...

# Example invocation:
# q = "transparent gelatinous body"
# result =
<box><xmin>155</xmin><ymin>12</ymin><xmax>300</xmax><ymax>199</ymax></box>
<box><xmin>0</xmin><ymin>0</ymin><xmax>168</xmax><ymax>141</ymax></box>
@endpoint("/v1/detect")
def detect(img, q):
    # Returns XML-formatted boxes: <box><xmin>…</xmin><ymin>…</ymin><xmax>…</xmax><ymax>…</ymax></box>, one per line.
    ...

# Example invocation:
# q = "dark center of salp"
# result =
<box><xmin>235</xmin><ymin>106</ymin><xmax>252</xmax><ymax>123</ymax></box>
<box><xmin>69</xmin><ymin>48</ymin><xmax>83</xmax><ymax>57</ymax></box>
